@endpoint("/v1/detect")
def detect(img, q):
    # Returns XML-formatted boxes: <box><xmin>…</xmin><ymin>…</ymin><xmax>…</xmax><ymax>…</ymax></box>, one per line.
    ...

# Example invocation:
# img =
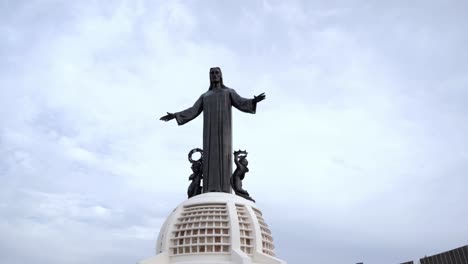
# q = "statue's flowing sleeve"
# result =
<box><xmin>229</xmin><ymin>89</ymin><xmax>256</xmax><ymax>114</ymax></box>
<box><xmin>175</xmin><ymin>95</ymin><xmax>203</xmax><ymax>125</ymax></box>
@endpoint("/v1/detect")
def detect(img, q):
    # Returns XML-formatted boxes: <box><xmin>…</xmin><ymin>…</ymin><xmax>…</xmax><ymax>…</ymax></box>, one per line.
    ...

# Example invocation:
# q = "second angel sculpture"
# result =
<box><xmin>231</xmin><ymin>150</ymin><xmax>255</xmax><ymax>202</ymax></box>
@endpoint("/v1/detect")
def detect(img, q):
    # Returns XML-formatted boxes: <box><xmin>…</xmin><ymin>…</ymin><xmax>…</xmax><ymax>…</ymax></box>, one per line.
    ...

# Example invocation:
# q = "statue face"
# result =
<box><xmin>210</xmin><ymin>67</ymin><xmax>222</xmax><ymax>83</ymax></box>
<box><xmin>192</xmin><ymin>162</ymin><xmax>202</xmax><ymax>173</ymax></box>
<box><xmin>240</xmin><ymin>158</ymin><xmax>248</xmax><ymax>166</ymax></box>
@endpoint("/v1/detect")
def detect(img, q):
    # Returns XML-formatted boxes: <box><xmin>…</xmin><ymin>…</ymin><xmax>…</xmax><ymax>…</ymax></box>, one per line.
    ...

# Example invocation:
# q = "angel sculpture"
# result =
<box><xmin>231</xmin><ymin>150</ymin><xmax>255</xmax><ymax>202</ymax></box>
<box><xmin>187</xmin><ymin>148</ymin><xmax>203</xmax><ymax>198</ymax></box>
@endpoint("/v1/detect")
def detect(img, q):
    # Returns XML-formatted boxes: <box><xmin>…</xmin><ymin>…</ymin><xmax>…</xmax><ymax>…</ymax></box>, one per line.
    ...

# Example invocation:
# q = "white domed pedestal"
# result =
<box><xmin>138</xmin><ymin>192</ymin><xmax>287</xmax><ymax>264</ymax></box>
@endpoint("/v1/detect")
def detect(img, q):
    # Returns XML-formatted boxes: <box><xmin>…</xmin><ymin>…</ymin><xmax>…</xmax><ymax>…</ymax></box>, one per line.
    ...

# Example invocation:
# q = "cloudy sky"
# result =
<box><xmin>1</xmin><ymin>0</ymin><xmax>467</xmax><ymax>263</ymax></box>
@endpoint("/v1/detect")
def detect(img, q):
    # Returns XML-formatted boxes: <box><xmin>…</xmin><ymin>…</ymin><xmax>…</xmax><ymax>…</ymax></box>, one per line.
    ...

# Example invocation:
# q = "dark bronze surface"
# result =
<box><xmin>161</xmin><ymin>67</ymin><xmax>265</xmax><ymax>193</ymax></box>
<box><xmin>231</xmin><ymin>150</ymin><xmax>255</xmax><ymax>202</ymax></box>
<box><xmin>187</xmin><ymin>148</ymin><xmax>203</xmax><ymax>198</ymax></box>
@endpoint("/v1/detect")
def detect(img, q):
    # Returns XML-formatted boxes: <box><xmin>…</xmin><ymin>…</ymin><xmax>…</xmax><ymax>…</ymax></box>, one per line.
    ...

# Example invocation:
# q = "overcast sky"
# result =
<box><xmin>1</xmin><ymin>1</ymin><xmax>468</xmax><ymax>264</ymax></box>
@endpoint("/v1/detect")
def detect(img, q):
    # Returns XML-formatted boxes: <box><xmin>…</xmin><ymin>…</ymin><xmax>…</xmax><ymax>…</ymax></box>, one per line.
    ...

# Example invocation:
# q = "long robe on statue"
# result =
<box><xmin>175</xmin><ymin>87</ymin><xmax>256</xmax><ymax>193</ymax></box>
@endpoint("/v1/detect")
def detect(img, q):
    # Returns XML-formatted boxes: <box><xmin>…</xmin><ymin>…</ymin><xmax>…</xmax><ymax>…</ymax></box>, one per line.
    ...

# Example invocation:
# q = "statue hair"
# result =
<box><xmin>209</xmin><ymin>67</ymin><xmax>226</xmax><ymax>90</ymax></box>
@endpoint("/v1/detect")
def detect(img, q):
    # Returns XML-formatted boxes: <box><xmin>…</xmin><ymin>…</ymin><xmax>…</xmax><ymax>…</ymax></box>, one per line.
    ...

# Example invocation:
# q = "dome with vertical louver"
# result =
<box><xmin>141</xmin><ymin>192</ymin><xmax>286</xmax><ymax>264</ymax></box>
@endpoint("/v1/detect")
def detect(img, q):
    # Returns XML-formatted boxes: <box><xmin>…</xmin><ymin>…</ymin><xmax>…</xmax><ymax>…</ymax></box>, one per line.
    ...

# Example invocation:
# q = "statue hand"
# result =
<box><xmin>253</xmin><ymin>92</ymin><xmax>266</xmax><ymax>103</ymax></box>
<box><xmin>160</xmin><ymin>112</ymin><xmax>176</xmax><ymax>122</ymax></box>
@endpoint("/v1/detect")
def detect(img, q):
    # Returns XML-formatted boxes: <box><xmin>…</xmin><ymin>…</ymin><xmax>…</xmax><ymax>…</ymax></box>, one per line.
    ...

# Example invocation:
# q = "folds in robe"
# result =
<box><xmin>175</xmin><ymin>87</ymin><xmax>256</xmax><ymax>193</ymax></box>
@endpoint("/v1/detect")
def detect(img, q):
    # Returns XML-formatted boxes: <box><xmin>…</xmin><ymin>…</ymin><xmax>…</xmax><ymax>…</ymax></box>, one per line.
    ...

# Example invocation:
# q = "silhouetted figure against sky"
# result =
<box><xmin>187</xmin><ymin>148</ymin><xmax>203</xmax><ymax>198</ymax></box>
<box><xmin>231</xmin><ymin>150</ymin><xmax>255</xmax><ymax>202</ymax></box>
<box><xmin>160</xmin><ymin>67</ymin><xmax>265</xmax><ymax>193</ymax></box>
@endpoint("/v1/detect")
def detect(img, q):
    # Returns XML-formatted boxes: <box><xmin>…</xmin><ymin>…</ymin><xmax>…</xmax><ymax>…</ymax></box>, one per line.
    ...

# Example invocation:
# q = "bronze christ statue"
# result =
<box><xmin>160</xmin><ymin>67</ymin><xmax>265</xmax><ymax>193</ymax></box>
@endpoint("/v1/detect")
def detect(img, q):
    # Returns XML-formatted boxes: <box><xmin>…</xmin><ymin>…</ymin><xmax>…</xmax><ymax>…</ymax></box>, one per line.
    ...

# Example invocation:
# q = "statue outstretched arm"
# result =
<box><xmin>253</xmin><ymin>92</ymin><xmax>266</xmax><ymax>103</ymax></box>
<box><xmin>160</xmin><ymin>112</ymin><xmax>175</xmax><ymax>121</ymax></box>
<box><xmin>230</xmin><ymin>89</ymin><xmax>264</xmax><ymax>114</ymax></box>
<box><xmin>161</xmin><ymin>95</ymin><xmax>203</xmax><ymax>125</ymax></box>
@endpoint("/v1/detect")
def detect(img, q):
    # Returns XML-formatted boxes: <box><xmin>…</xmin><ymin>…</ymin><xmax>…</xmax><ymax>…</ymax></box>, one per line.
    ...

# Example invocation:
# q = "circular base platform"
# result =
<box><xmin>139</xmin><ymin>192</ymin><xmax>286</xmax><ymax>264</ymax></box>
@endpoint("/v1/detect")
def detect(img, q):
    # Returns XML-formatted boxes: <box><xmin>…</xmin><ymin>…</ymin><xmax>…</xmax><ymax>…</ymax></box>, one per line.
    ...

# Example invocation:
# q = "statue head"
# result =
<box><xmin>209</xmin><ymin>67</ymin><xmax>223</xmax><ymax>89</ymax></box>
<box><xmin>239</xmin><ymin>156</ymin><xmax>248</xmax><ymax>167</ymax></box>
<box><xmin>191</xmin><ymin>161</ymin><xmax>202</xmax><ymax>173</ymax></box>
